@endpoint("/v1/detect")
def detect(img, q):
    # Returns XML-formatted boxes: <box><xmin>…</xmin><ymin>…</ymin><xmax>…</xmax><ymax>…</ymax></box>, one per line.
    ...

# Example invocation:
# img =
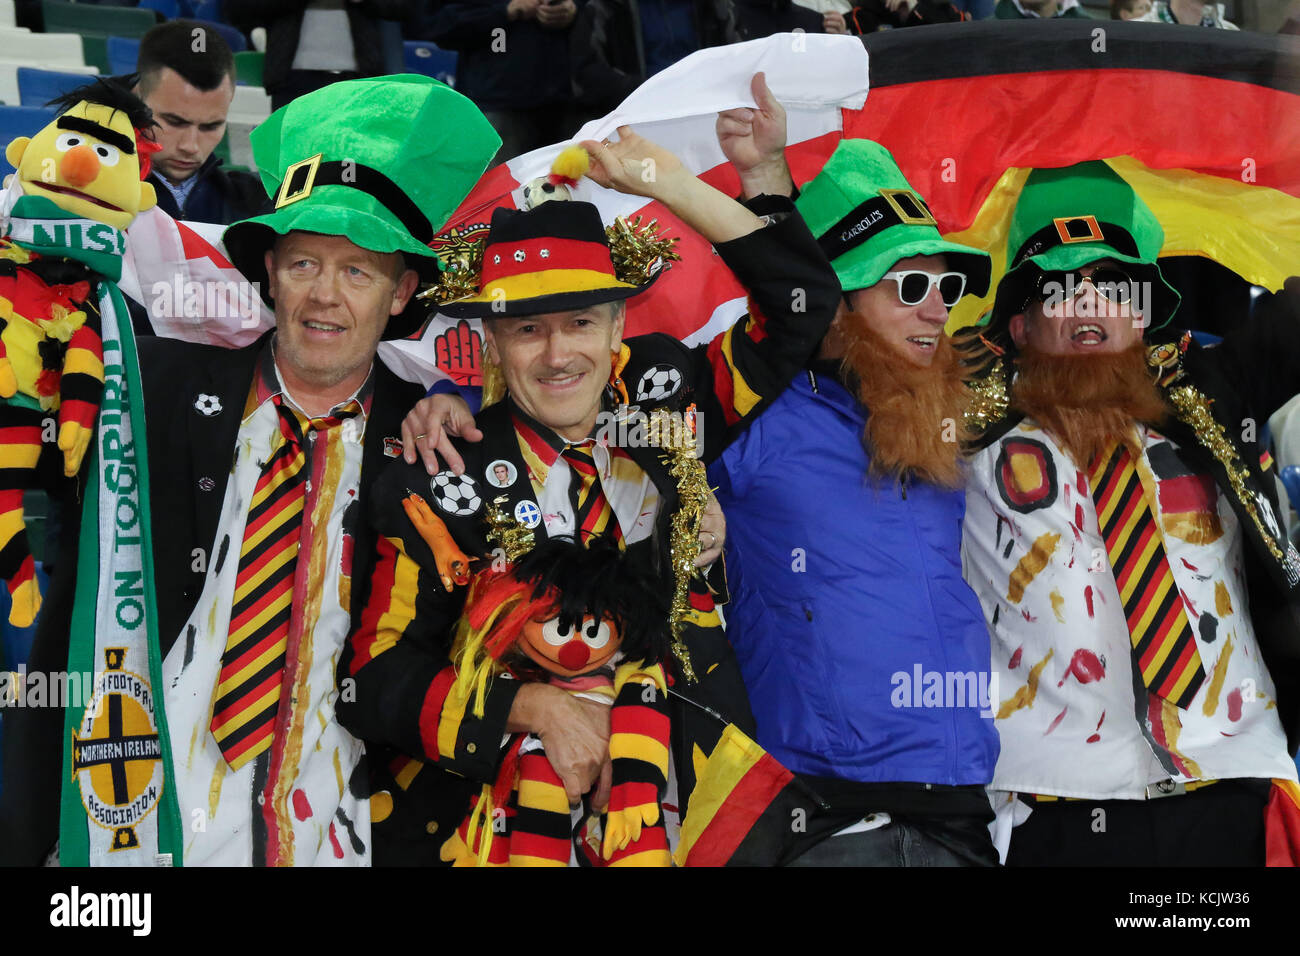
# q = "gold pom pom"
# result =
<box><xmin>551</xmin><ymin>145</ymin><xmax>590</xmax><ymax>185</ymax></box>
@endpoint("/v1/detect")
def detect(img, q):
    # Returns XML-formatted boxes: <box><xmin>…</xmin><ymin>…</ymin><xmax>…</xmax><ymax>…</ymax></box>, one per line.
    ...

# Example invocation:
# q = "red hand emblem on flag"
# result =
<box><xmin>434</xmin><ymin>320</ymin><xmax>482</xmax><ymax>386</ymax></box>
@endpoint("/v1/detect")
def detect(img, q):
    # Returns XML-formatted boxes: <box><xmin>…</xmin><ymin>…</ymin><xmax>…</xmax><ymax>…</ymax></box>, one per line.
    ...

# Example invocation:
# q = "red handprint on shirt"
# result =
<box><xmin>434</xmin><ymin>319</ymin><xmax>482</xmax><ymax>386</ymax></box>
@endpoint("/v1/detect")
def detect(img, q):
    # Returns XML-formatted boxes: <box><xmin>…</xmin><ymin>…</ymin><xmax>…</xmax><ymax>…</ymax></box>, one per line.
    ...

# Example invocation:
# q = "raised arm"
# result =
<box><xmin>581</xmin><ymin>126</ymin><xmax>840</xmax><ymax>458</ymax></box>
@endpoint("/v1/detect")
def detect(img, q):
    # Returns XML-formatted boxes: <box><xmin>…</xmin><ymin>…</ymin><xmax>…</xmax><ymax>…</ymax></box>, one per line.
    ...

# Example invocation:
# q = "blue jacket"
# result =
<box><xmin>709</xmin><ymin>365</ymin><xmax>998</xmax><ymax>786</ymax></box>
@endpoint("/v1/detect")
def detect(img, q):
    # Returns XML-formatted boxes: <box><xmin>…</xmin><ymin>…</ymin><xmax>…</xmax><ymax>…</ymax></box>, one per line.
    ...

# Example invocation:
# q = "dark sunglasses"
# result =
<box><xmin>1033</xmin><ymin>267</ymin><xmax>1136</xmax><ymax>305</ymax></box>
<box><xmin>882</xmin><ymin>270</ymin><xmax>968</xmax><ymax>307</ymax></box>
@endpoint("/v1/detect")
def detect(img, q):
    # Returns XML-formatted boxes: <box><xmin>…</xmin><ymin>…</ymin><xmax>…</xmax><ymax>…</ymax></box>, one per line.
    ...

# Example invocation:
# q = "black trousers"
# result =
<box><xmin>788</xmin><ymin>815</ymin><xmax>999</xmax><ymax>868</ymax></box>
<box><xmin>1006</xmin><ymin>779</ymin><xmax>1271</xmax><ymax>867</ymax></box>
<box><xmin>270</xmin><ymin>70</ymin><xmax>363</xmax><ymax>112</ymax></box>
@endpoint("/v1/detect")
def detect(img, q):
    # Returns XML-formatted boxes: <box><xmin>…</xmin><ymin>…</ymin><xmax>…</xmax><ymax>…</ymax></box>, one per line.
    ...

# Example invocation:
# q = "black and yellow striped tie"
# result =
<box><xmin>1089</xmin><ymin>439</ymin><xmax>1206</xmax><ymax>709</ymax></box>
<box><xmin>210</xmin><ymin>397</ymin><xmax>358</xmax><ymax>770</ymax></box>
<box><xmin>561</xmin><ymin>443</ymin><xmax>621</xmax><ymax>545</ymax></box>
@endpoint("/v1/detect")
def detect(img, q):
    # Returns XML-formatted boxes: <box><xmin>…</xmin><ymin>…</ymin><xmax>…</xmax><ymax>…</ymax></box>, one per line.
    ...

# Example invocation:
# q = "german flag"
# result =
<box><xmin>673</xmin><ymin>723</ymin><xmax>812</xmax><ymax>867</ymax></box>
<box><xmin>403</xmin><ymin>26</ymin><xmax>1298</xmax><ymax>385</ymax></box>
<box><xmin>1266</xmin><ymin>779</ymin><xmax>1300</xmax><ymax>867</ymax></box>
<box><xmin>847</xmin><ymin>20</ymin><xmax>1300</xmax><ymax>329</ymax></box>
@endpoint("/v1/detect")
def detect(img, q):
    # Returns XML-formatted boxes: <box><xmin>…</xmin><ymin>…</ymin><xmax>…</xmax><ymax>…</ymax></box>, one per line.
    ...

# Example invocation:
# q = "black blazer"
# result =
<box><xmin>0</xmin><ymin>333</ymin><xmax>423</xmax><ymax>863</ymax></box>
<box><xmin>137</xmin><ymin>332</ymin><xmax>425</xmax><ymax>657</ymax></box>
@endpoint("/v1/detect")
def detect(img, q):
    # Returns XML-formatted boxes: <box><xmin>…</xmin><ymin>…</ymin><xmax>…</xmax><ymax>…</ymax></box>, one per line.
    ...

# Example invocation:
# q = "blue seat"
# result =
<box><xmin>190</xmin><ymin>0</ymin><xmax>223</xmax><ymax>23</ymax></box>
<box><xmin>403</xmin><ymin>41</ymin><xmax>456</xmax><ymax>87</ymax></box>
<box><xmin>16</xmin><ymin>68</ymin><xmax>96</xmax><ymax>109</ymax></box>
<box><xmin>191</xmin><ymin>18</ymin><xmax>246</xmax><ymax>52</ymax></box>
<box><xmin>139</xmin><ymin>0</ymin><xmax>180</xmax><ymax>17</ymax></box>
<box><xmin>107</xmin><ymin>35</ymin><xmax>142</xmax><ymax>75</ymax></box>
<box><xmin>0</xmin><ymin>107</ymin><xmax>58</xmax><ymax>177</ymax></box>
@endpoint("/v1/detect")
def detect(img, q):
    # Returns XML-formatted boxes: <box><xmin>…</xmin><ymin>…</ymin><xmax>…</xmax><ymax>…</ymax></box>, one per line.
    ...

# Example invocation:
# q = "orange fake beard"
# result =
<box><xmin>1010</xmin><ymin>342</ymin><xmax>1172</xmax><ymax>468</ymax></box>
<box><xmin>837</xmin><ymin>310</ymin><xmax>971</xmax><ymax>490</ymax></box>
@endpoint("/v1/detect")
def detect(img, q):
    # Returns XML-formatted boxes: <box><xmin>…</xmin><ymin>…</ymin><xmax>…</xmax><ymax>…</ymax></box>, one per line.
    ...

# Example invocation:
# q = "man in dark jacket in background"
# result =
<box><xmin>421</xmin><ymin>0</ymin><xmax>583</xmax><ymax>164</ymax></box>
<box><xmin>227</xmin><ymin>0</ymin><xmax>412</xmax><ymax>110</ymax></box>
<box><xmin>135</xmin><ymin>20</ymin><xmax>264</xmax><ymax>224</ymax></box>
<box><xmin>733</xmin><ymin>0</ymin><xmax>823</xmax><ymax>37</ymax></box>
<box><xmin>571</xmin><ymin>0</ymin><xmax>742</xmax><ymax>115</ymax></box>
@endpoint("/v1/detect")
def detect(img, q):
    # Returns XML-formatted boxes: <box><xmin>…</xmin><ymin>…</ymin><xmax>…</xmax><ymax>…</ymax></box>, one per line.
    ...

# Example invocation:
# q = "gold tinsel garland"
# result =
<box><xmin>1165</xmin><ymin>384</ymin><xmax>1285</xmax><ymax>565</ymax></box>
<box><xmin>418</xmin><ymin>223</ymin><xmax>488</xmax><ymax>305</ymax></box>
<box><xmin>484</xmin><ymin>494</ymin><xmax>534</xmax><ymax>564</ymax></box>
<box><xmin>962</xmin><ymin>359</ymin><xmax>1010</xmax><ymax>437</ymax></box>
<box><xmin>650</xmin><ymin>407</ymin><xmax>706</xmax><ymax>683</ymax></box>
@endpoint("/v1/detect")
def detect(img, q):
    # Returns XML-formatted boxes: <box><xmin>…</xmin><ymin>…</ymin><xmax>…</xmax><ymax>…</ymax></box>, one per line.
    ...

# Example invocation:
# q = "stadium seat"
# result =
<box><xmin>106</xmin><ymin>35</ymin><xmax>141</xmax><ymax>75</ymax></box>
<box><xmin>228</xmin><ymin>82</ymin><xmax>269</xmax><ymax>125</ymax></box>
<box><xmin>0</xmin><ymin>105</ymin><xmax>57</xmax><ymax>174</ymax></box>
<box><xmin>190</xmin><ymin>0</ymin><xmax>222</xmax><ymax>23</ymax></box>
<box><xmin>233</xmin><ymin>49</ymin><xmax>262</xmax><ymax>86</ymax></box>
<box><xmin>403</xmin><ymin>41</ymin><xmax>456</xmax><ymax>87</ymax></box>
<box><xmin>41</xmin><ymin>1</ymin><xmax>155</xmax><ymax>73</ymax></box>
<box><xmin>0</xmin><ymin>28</ymin><xmax>85</xmax><ymax>68</ymax></box>
<box><xmin>16</xmin><ymin>67</ymin><xmax>95</xmax><ymax>108</ymax></box>
<box><xmin>192</xmin><ymin>18</ymin><xmax>245</xmax><ymax>52</ymax></box>
<box><xmin>0</xmin><ymin>62</ymin><xmax>95</xmax><ymax>108</ymax></box>
<box><xmin>40</xmin><ymin>0</ymin><xmax>156</xmax><ymax>39</ymax></box>
<box><xmin>139</xmin><ymin>0</ymin><xmax>180</xmax><ymax>18</ymax></box>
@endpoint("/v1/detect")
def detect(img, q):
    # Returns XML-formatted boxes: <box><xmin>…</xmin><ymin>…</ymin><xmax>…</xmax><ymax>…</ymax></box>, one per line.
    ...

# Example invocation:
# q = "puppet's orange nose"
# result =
<box><xmin>558</xmin><ymin>641</ymin><xmax>590</xmax><ymax>671</ymax></box>
<box><xmin>60</xmin><ymin>145</ymin><xmax>100</xmax><ymax>189</ymax></box>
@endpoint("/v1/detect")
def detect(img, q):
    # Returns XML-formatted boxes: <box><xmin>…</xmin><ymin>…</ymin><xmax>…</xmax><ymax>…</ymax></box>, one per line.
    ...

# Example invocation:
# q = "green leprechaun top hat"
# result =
<box><xmin>223</xmin><ymin>74</ymin><xmax>500</xmax><ymax>339</ymax></box>
<box><xmin>794</xmin><ymin>139</ymin><xmax>991</xmax><ymax>298</ymax></box>
<box><xmin>987</xmin><ymin>160</ymin><xmax>1182</xmax><ymax>345</ymax></box>
<box><xmin>440</xmin><ymin>200</ymin><xmax>664</xmax><ymax>318</ymax></box>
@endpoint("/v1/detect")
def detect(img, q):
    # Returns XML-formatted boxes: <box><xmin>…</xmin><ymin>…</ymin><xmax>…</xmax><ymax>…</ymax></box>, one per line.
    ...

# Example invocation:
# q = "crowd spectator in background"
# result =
<box><xmin>1110</xmin><ymin>0</ymin><xmax>1151</xmax><ymax>18</ymax></box>
<box><xmin>839</xmin><ymin>0</ymin><xmax>967</xmax><ymax>31</ymax></box>
<box><xmin>226</xmin><ymin>0</ymin><xmax>413</xmax><ymax>110</ymax></box>
<box><xmin>734</xmin><ymin>0</ymin><xmax>825</xmax><ymax>37</ymax></box>
<box><xmin>134</xmin><ymin>21</ymin><xmax>264</xmax><ymax>224</ymax></box>
<box><xmin>995</xmin><ymin>0</ymin><xmax>1091</xmax><ymax>17</ymax></box>
<box><xmin>1273</xmin><ymin>389</ymin><xmax>1300</xmax><ymax>538</ymax></box>
<box><xmin>1138</xmin><ymin>0</ymin><xmax>1238</xmax><ymax>26</ymax></box>
<box><xmin>420</xmin><ymin>0</ymin><xmax>584</xmax><ymax>165</ymax></box>
<box><xmin>792</xmin><ymin>0</ymin><xmax>854</xmax><ymax>33</ymax></box>
<box><xmin>571</xmin><ymin>0</ymin><xmax>744</xmax><ymax>115</ymax></box>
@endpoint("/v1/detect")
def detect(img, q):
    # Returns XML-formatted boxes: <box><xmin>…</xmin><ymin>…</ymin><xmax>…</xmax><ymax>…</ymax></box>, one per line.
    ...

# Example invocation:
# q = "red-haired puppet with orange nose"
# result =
<box><xmin>406</xmin><ymin>495</ymin><xmax>673</xmax><ymax>867</ymax></box>
<box><xmin>0</xmin><ymin>78</ymin><xmax>158</xmax><ymax>625</ymax></box>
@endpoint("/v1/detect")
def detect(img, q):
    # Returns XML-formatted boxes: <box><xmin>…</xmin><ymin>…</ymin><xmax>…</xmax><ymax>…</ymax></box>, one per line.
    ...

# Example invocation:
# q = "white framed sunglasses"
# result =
<box><xmin>881</xmin><ymin>270</ymin><xmax>967</xmax><ymax>307</ymax></box>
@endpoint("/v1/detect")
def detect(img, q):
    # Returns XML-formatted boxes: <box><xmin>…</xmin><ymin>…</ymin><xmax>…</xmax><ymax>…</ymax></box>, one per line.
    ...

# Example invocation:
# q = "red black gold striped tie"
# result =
<box><xmin>1089</xmin><ymin>439</ymin><xmax>1206</xmax><ymax>709</ymax></box>
<box><xmin>210</xmin><ymin>397</ymin><xmax>359</xmax><ymax>770</ymax></box>
<box><xmin>561</xmin><ymin>443</ymin><xmax>622</xmax><ymax>545</ymax></box>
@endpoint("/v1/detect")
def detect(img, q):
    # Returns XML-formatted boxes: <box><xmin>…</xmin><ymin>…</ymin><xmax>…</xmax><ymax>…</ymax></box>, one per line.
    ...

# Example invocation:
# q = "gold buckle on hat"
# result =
<box><xmin>275</xmin><ymin>153</ymin><xmax>324</xmax><ymax>209</ymax></box>
<box><xmin>1053</xmin><ymin>215</ymin><xmax>1104</xmax><ymax>244</ymax></box>
<box><xmin>880</xmin><ymin>189</ymin><xmax>936</xmax><ymax>227</ymax></box>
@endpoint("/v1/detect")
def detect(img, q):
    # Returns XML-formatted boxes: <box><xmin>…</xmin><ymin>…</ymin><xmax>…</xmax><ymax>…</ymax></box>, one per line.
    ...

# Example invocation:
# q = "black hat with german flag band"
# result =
<box><xmin>440</xmin><ymin>199</ymin><xmax>664</xmax><ymax>318</ymax></box>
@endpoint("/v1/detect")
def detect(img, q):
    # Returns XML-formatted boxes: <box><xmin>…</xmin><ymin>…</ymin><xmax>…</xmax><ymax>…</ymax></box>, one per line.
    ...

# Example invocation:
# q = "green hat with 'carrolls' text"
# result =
<box><xmin>794</xmin><ymin>139</ymin><xmax>991</xmax><ymax>297</ymax></box>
